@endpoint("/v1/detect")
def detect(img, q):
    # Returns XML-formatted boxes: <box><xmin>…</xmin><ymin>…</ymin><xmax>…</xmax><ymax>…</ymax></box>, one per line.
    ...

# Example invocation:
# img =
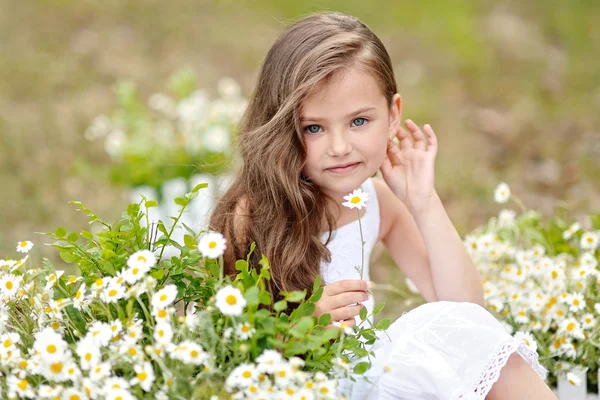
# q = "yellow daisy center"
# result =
<box><xmin>226</xmin><ymin>294</ymin><xmax>237</xmax><ymax>305</ymax></box>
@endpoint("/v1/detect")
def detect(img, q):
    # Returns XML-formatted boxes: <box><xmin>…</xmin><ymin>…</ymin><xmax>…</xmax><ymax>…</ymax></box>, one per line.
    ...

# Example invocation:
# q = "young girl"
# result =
<box><xmin>209</xmin><ymin>12</ymin><xmax>557</xmax><ymax>400</ymax></box>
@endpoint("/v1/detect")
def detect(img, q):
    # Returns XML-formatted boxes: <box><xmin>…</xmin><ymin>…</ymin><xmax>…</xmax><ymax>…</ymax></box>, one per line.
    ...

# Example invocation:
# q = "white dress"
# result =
<box><xmin>319</xmin><ymin>178</ymin><xmax>547</xmax><ymax>400</ymax></box>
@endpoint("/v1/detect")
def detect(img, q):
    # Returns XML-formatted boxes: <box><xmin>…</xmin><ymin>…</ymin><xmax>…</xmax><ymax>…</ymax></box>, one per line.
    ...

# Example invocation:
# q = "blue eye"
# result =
<box><xmin>305</xmin><ymin>125</ymin><xmax>321</xmax><ymax>134</ymax></box>
<box><xmin>352</xmin><ymin>118</ymin><xmax>367</xmax><ymax>127</ymax></box>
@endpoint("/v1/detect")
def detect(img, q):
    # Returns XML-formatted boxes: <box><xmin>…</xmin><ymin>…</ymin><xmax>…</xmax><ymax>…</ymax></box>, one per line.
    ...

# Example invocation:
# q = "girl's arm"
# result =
<box><xmin>375</xmin><ymin>178</ymin><xmax>484</xmax><ymax>305</ymax></box>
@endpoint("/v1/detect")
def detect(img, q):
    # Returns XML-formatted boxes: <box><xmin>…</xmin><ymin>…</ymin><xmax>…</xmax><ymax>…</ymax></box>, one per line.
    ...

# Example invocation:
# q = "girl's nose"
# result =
<box><xmin>327</xmin><ymin>129</ymin><xmax>352</xmax><ymax>157</ymax></box>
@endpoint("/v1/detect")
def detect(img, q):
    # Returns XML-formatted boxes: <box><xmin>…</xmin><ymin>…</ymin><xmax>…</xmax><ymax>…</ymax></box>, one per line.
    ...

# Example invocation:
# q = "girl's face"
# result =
<box><xmin>300</xmin><ymin>66</ymin><xmax>401</xmax><ymax>202</ymax></box>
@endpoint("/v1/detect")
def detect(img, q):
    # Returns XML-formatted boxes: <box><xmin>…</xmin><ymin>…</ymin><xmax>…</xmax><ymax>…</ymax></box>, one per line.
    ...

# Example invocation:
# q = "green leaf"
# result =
<box><xmin>274</xmin><ymin>300</ymin><xmax>288</xmax><ymax>313</ymax></box>
<box><xmin>290</xmin><ymin>316</ymin><xmax>314</xmax><ymax>337</ymax></box>
<box><xmin>353</xmin><ymin>361</ymin><xmax>370</xmax><ymax>374</ymax></box>
<box><xmin>298</xmin><ymin>302</ymin><xmax>315</xmax><ymax>317</ymax></box>
<box><xmin>373</xmin><ymin>302</ymin><xmax>385</xmax><ymax>315</ymax></box>
<box><xmin>245</xmin><ymin>286</ymin><xmax>259</xmax><ymax>307</ymax></box>
<box><xmin>359</xmin><ymin>306</ymin><xmax>367</xmax><ymax>321</ymax></box>
<box><xmin>150</xmin><ymin>269</ymin><xmax>165</xmax><ymax>280</ymax></box>
<box><xmin>376</xmin><ymin>318</ymin><xmax>392</xmax><ymax>331</ymax></box>
<box><xmin>184</xmin><ymin>234</ymin><xmax>197</xmax><ymax>248</ymax></box>
<box><xmin>312</xmin><ymin>275</ymin><xmax>322</xmax><ymax>294</ymax></box>
<box><xmin>145</xmin><ymin>200</ymin><xmax>158</xmax><ymax>208</ymax></box>
<box><xmin>67</xmin><ymin>232</ymin><xmax>79</xmax><ymax>243</ymax></box>
<box><xmin>259</xmin><ymin>291</ymin><xmax>272</xmax><ymax>306</ymax></box>
<box><xmin>308</xmin><ymin>286</ymin><xmax>323</xmax><ymax>303</ymax></box>
<box><xmin>283</xmin><ymin>290</ymin><xmax>306</xmax><ymax>303</ymax></box>
<box><xmin>318</xmin><ymin>313</ymin><xmax>331</xmax><ymax>326</ymax></box>
<box><xmin>81</xmin><ymin>230</ymin><xmax>94</xmax><ymax>240</ymax></box>
<box><xmin>235</xmin><ymin>260</ymin><xmax>249</xmax><ymax>272</ymax></box>
<box><xmin>174</xmin><ymin>197</ymin><xmax>188</xmax><ymax>206</ymax></box>
<box><xmin>191</xmin><ymin>183</ymin><xmax>208</xmax><ymax>193</ymax></box>
<box><xmin>55</xmin><ymin>226</ymin><xmax>67</xmax><ymax>238</ymax></box>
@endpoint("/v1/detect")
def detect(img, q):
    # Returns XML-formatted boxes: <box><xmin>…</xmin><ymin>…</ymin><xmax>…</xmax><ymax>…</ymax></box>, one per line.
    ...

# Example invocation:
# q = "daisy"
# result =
<box><xmin>198</xmin><ymin>231</ymin><xmax>227</xmax><ymax>259</ymax></box>
<box><xmin>89</xmin><ymin>362</ymin><xmax>112</xmax><ymax>382</ymax></box>
<box><xmin>333</xmin><ymin>320</ymin><xmax>353</xmax><ymax>335</ymax></box>
<box><xmin>566</xmin><ymin>293</ymin><xmax>586</xmax><ymax>312</ymax></box>
<box><xmin>7</xmin><ymin>375</ymin><xmax>34</xmax><ymax>398</ymax></box>
<box><xmin>0</xmin><ymin>274</ymin><xmax>23</xmax><ymax>299</ymax></box>
<box><xmin>101</xmin><ymin>282</ymin><xmax>127</xmax><ymax>304</ymax></box>
<box><xmin>566</xmin><ymin>372</ymin><xmax>582</xmax><ymax>386</ymax></box>
<box><xmin>580</xmin><ymin>232</ymin><xmax>599</xmax><ymax>250</ymax></box>
<box><xmin>86</xmin><ymin>321</ymin><xmax>113</xmax><ymax>347</ymax></box>
<box><xmin>0</xmin><ymin>332</ymin><xmax>20</xmax><ymax>355</ymax></box>
<box><xmin>493</xmin><ymin>182</ymin><xmax>511</xmax><ymax>204</ymax></box>
<box><xmin>316</xmin><ymin>380</ymin><xmax>337</xmax><ymax>397</ymax></box>
<box><xmin>342</xmin><ymin>188</ymin><xmax>369</xmax><ymax>210</ymax></box>
<box><xmin>215</xmin><ymin>285</ymin><xmax>247</xmax><ymax>316</ymax></box>
<box><xmin>563</xmin><ymin>222</ymin><xmax>581</xmax><ymax>240</ymax></box>
<box><xmin>76</xmin><ymin>338</ymin><xmax>101</xmax><ymax>370</ymax></box>
<box><xmin>105</xmin><ymin>388</ymin><xmax>134</xmax><ymax>400</ymax></box>
<box><xmin>16</xmin><ymin>241</ymin><xmax>33</xmax><ymax>253</ymax></box>
<box><xmin>151</xmin><ymin>285</ymin><xmax>178</xmax><ymax>309</ymax></box>
<box><xmin>33</xmin><ymin>327</ymin><xmax>68</xmax><ymax>363</ymax></box>
<box><xmin>130</xmin><ymin>361</ymin><xmax>155</xmax><ymax>392</ymax></box>
<box><xmin>582</xmin><ymin>313</ymin><xmax>596</xmax><ymax>329</ymax></box>
<box><xmin>236</xmin><ymin>322</ymin><xmax>255</xmax><ymax>340</ymax></box>
<box><xmin>497</xmin><ymin>209</ymin><xmax>516</xmax><ymax>228</ymax></box>
<box><xmin>153</xmin><ymin>323</ymin><xmax>174</xmax><ymax>348</ymax></box>
<box><xmin>560</xmin><ymin>318</ymin><xmax>585</xmax><ymax>340</ymax></box>
<box><xmin>226</xmin><ymin>362</ymin><xmax>259</xmax><ymax>390</ymax></box>
<box><xmin>61</xmin><ymin>388</ymin><xmax>87</xmax><ymax>400</ymax></box>
<box><xmin>514</xmin><ymin>331</ymin><xmax>538</xmax><ymax>352</ymax></box>
<box><xmin>179</xmin><ymin>340</ymin><xmax>208</xmax><ymax>365</ymax></box>
<box><xmin>127</xmin><ymin>250</ymin><xmax>156</xmax><ymax>270</ymax></box>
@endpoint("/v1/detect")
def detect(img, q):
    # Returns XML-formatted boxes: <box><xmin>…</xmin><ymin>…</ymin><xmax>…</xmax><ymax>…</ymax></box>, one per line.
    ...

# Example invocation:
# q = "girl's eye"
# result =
<box><xmin>352</xmin><ymin>118</ymin><xmax>367</xmax><ymax>127</ymax></box>
<box><xmin>305</xmin><ymin>125</ymin><xmax>322</xmax><ymax>134</ymax></box>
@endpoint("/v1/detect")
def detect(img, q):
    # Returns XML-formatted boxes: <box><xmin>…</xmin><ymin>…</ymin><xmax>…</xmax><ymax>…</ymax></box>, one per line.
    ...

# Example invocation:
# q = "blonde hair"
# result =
<box><xmin>209</xmin><ymin>12</ymin><xmax>397</xmax><ymax>300</ymax></box>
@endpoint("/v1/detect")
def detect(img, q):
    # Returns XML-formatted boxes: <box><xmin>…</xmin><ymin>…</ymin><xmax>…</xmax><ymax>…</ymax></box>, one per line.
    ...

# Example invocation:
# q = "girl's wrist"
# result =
<box><xmin>407</xmin><ymin>191</ymin><xmax>441</xmax><ymax>219</ymax></box>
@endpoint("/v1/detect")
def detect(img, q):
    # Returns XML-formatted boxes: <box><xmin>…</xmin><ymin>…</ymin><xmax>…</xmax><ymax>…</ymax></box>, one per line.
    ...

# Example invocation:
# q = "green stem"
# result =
<box><xmin>357</xmin><ymin>209</ymin><xmax>365</xmax><ymax>280</ymax></box>
<box><xmin>157</xmin><ymin>202</ymin><xmax>188</xmax><ymax>263</ymax></box>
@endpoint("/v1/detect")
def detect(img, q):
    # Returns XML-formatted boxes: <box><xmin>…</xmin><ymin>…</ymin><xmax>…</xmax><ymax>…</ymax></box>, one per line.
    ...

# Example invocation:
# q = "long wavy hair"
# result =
<box><xmin>209</xmin><ymin>12</ymin><xmax>397</xmax><ymax>300</ymax></box>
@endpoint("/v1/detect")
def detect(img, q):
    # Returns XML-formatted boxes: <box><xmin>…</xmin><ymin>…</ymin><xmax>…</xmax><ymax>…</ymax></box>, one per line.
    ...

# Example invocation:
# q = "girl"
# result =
<box><xmin>209</xmin><ymin>12</ymin><xmax>557</xmax><ymax>400</ymax></box>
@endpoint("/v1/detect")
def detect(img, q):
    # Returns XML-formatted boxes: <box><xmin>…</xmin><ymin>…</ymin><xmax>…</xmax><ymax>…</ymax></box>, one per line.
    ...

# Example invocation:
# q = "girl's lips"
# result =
<box><xmin>327</xmin><ymin>162</ymin><xmax>360</xmax><ymax>173</ymax></box>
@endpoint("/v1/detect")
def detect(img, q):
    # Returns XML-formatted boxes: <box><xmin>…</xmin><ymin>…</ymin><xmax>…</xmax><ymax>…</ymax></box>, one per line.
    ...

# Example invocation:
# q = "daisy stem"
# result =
<box><xmin>511</xmin><ymin>194</ymin><xmax>528</xmax><ymax>214</ymax></box>
<box><xmin>157</xmin><ymin>203</ymin><xmax>188</xmax><ymax>263</ymax></box>
<box><xmin>135</xmin><ymin>296</ymin><xmax>154</xmax><ymax>329</ymax></box>
<box><xmin>357</xmin><ymin>209</ymin><xmax>365</xmax><ymax>280</ymax></box>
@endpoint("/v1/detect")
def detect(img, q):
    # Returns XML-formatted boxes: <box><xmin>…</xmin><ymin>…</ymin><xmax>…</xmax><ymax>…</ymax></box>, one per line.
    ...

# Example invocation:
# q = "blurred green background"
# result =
<box><xmin>1</xmin><ymin>0</ymin><xmax>599</xmax><ymax>317</ymax></box>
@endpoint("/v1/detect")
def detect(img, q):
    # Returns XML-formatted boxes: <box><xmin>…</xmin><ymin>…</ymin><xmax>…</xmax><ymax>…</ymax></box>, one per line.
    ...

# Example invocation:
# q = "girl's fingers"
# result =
<box><xmin>331</xmin><ymin>304</ymin><xmax>364</xmax><ymax>321</ymax></box>
<box><xmin>394</xmin><ymin>126</ymin><xmax>413</xmax><ymax>150</ymax></box>
<box><xmin>423</xmin><ymin>124</ymin><xmax>438</xmax><ymax>154</ymax></box>
<box><xmin>405</xmin><ymin>119</ymin><xmax>427</xmax><ymax>150</ymax></box>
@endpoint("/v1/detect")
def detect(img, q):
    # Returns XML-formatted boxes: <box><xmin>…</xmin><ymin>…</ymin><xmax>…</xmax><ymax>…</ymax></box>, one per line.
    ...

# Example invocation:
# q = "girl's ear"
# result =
<box><xmin>388</xmin><ymin>93</ymin><xmax>402</xmax><ymax>139</ymax></box>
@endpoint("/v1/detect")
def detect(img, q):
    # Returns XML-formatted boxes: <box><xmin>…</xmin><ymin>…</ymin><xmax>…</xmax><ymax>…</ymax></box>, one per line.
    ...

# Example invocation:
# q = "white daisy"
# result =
<box><xmin>580</xmin><ymin>232</ymin><xmax>599</xmax><ymax>250</ymax></box>
<box><xmin>16</xmin><ymin>241</ymin><xmax>33</xmax><ymax>253</ymax></box>
<box><xmin>153</xmin><ymin>323</ymin><xmax>174</xmax><ymax>348</ymax></box>
<box><xmin>33</xmin><ymin>327</ymin><xmax>68</xmax><ymax>363</ymax></box>
<box><xmin>560</xmin><ymin>318</ymin><xmax>585</xmax><ymax>340</ymax></box>
<box><xmin>151</xmin><ymin>285</ymin><xmax>178</xmax><ymax>309</ymax></box>
<box><xmin>101</xmin><ymin>282</ymin><xmax>127</xmax><ymax>304</ymax></box>
<box><xmin>498</xmin><ymin>209</ymin><xmax>516</xmax><ymax>228</ymax></box>
<box><xmin>89</xmin><ymin>362</ymin><xmax>112</xmax><ymax>382</ymax></box>
<box><xmin>563</xmin><ymin>222</ymin><xmax>581</xmax><ymax>240</ymax></box>
<box><xmin>236</xmin><ymin>322</ymin><xmax>255</xmax><ymax>340</ymax></box>
<box><xmin>566</xmin><ymin>372</ymin><xmax>582</xmax><ymax>387</ymax></box>
<box><xmin>582</xmin><ymin>313</ymin><xmax>596</xmax><ymax>329</ymax></box>
<box><xmin>130</xmin><ymin>361</ymin><xmax>155</xmax><ymax>392</ymax></box>
<box><xmin>105</xmin><ymin>388</ymin><xmax>134</xmax><ymax>400</ymax></box>
<box><xmin>566</xmin><ymin>293</ymin><xmax>586</xmax><ymax>312</ymax></box>
<box><xmin>493</xmin><ymin>182</ymin><xmax>511</xmax><ymax>203</ymax></box>
<box><xmin>514</xmin><ymin>331</ymin><xmax>538</xmax><ymax>352</ymax></box>
<box><xmin>127</xmin><ymin>250</ymin><xmax>156</xmax><ymax>270</ymax></box>
<box><xmin>76</xmin><ymin>337</ymin><xmax>101</xmax><ymax>370</ymax></box>
<box><xmin>198</xmin><ymin>231</ymin><xmax>227</xmax><ymax>259</ymax></box>
<box><xmin>7</xmin><ymin>375</ymin><xmax>34</xmax><ymax>398</ymax></box>
<box><xmin>333</xmin><ymin>320</ymin><xmax>354</xmax><ymax>335</ymax></box>
<box><xmin>256</xmin><ymin>349</ymin><xmax>282</xmax><ymax>374</ymax></box>
<box><xmin>0</xmin><ymin>274</ymin><xmax>23</xmax><ymax>299</ymax></box>
<box><xmin>62</xmin><ymin>388</ymin><xmax>87</xmax><ymax>400</ymax></box>
<box><xmin>342</xmin><ymin>188</ymin><xmax>369</xmax><ymax>210</ymax></box>
<box><xmin>86</xmin><ymin>321</ymin><xmax>113</xmax><ymax>347</ymax></box>
<box><xmin>215</xmin><ymin>285</ymin><xmax>247</xmax><ymax>316</ymax></box>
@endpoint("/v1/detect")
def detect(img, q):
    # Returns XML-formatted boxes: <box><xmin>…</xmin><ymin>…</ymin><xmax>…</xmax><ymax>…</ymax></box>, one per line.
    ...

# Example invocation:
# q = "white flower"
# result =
<box><xmin>127</xmin><ymin>250</ymin><xmax>156</xmax><ymax>272</ymax></box>
<box><xmin>0</xmin><ymin>332</ymin><xmax>20</xmax><ymax>354</ymax></box>
<box><xmin>514</xmin><ymin>331</ymin><xmax>538</xmax><ymax>352</ymax></box>
<box><xmin>215</xmin><ymin>285</ymin><xmax>246</xmax><ymax>316</ymax></box>
<box><xmin>177</xmin><ymin>340</ymin><xmax>208</xmax><ymax>365</ymax></box>
<box><xmin>256</xmin><ymin>349</ymin><xmax>282</xmax><ymax>374</ymax></box>
<box><xmin>580</xmin><ymin>232</ymin><xmax>599</xmax><ymax>250</ymax></box>
<box><xmin>39</xmin><ymin>358</ymin><xmax>71</xmax><ymax>382</ymax></box>
<box><xmin>226</xmin><ymin>362</ymin><xmax>258</xmax><ymax>390</ymax></box>
<box><xmin>566</xmin><ymin>293</ymin><xmax>586</xmax><ymax>312</ymax></box>
<box><xmin>106</xmin><ymin>376</ymin><xmax>130</xmax><ymax>391</ymax></box>
<box><xmin>130</xmin><ymin>361</ymin><xmax>155</xmax><ymax>392</ymax></box>
<box><xmin>560</xmin><ymin>318</ymin><xmax>585</xmax><ymax>340</ymax></box>
<box><xmin>315</xmin><ymin>380</ymin><xmax>337</xmax><ymax>397</ymax></box>
<box><xmin>333</xmin><ymin>320</ymin><xmax>353</xmax><ymax>335</ymax></box>
<box><xmin>76</xmin><ymin>338</ymin><xmax>101</xmax><ymax>370</ymax></box>
<box><xmin>217</xmin><ymin>77</ymin><xmax>242</xmax><ymax>99</ymax></box>
<box><xmin>494</xmin><ymin>182</ymin><xmax>511</xmax><ymax>203</ymax></box>
<box><xmin>153</xmin><ymin>323</ymin><xmax>174</xmax><ymax>348</ymax></box>
<box><xmin>498</xmin><ymin>209</ymin><xmax>516</xmax><ymax>227</ymax></box>
<box><xmin>566</xmin><ymin>372</ymin><xmax>582</xmax><ymax>386</ymax></box>
<box><xmin>89</xmin><ymin>362</ymin><xmax>112</xmax><ymax>382</ymax></box>
<box><xmin>148</xmin><ymin>93</ymin><xmax>176</xmax><ymax>115</ymax></box>
<box><xmin>342</xmin><ymin>188</ymin><xmax>369</xmax><ymax>210</ymax></box>
<box><xmin>563</xmin><ymin>222</ymin><xmax>581</xmax><ymax>240</ymax></box>
<box><xmin>16</xmin><ymin>241</ymin><xmax>33</xmax><ymax>253</ymax></box>
<box><xmin>86</xmin><ymin>321</ymin><xmax>113</xmax><ymax>347</ymax></box>
<box><xmin>62</xmin><ymin>388</ymin><xmax>87</xmax><ymax>400</ymax></box>
<box><xmin>33</xmin><ymin>327</ymin><xmax>68</xmax><ymax>363</ymax></box>
<box><xmin>151</xmin><ymin>285</ymin><xmax>178</xmax><ymax>309</ymax></box>
<box><xmin>236</xmin><ymin>322</ymin><xmax>255</xmax><ymax>340</ymax></box>
<box><xmin>105</xmin><ymin>388</ymin><xmax>134</xmax><ymax>400</ymax></box>
<box><xmin>582</xmin><ymin>313</ymin><xmax>596</xmax><ymax>329</ymax></box>
<box><xmin>0</xmin><ymin>274</ymin><xmax>23</xmax><ymax>299</ymax></box>
<box><xmin>198</xmin><ymin>231</ymin><xmax>227</xmax><ymax>259</ymax></box>
<box><xmin>7</xmin><ymin>375</ymin><xmax>34</xmax><ymax>398</ymax></box>
<box><xmin>101</xmin><ymin>281</ymin><xmax>127</xmax><ymax>304</ymax></box>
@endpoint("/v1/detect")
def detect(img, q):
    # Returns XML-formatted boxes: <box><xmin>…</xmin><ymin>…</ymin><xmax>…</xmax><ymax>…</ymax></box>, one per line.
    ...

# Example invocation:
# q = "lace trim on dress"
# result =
<box><xmin>456</xmin><ymin>339</ymin><xmax>548</xmax><ymax>400</ymax></box>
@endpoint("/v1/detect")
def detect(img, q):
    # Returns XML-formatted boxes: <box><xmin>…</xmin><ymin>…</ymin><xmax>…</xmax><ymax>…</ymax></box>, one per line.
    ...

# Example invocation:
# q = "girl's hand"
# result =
<box><xmin>314</xmin><ymin>279</ymin><xmax>370</xmax><ymax>329</ymax></box>
<box><xmin>380</xmin><ymin>119</ymin><xmax>438</xmax><ymax>215</ymax></box>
